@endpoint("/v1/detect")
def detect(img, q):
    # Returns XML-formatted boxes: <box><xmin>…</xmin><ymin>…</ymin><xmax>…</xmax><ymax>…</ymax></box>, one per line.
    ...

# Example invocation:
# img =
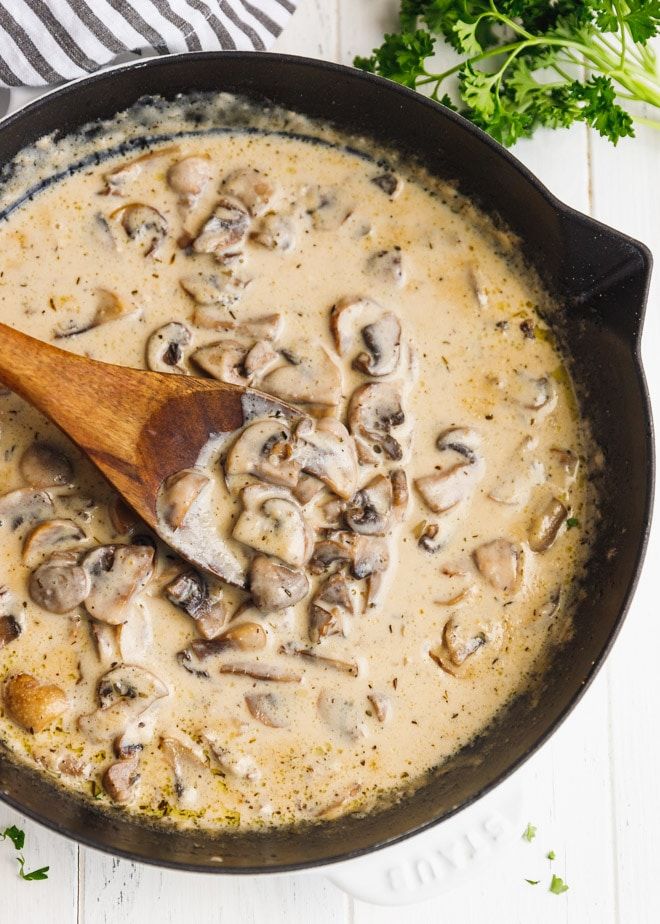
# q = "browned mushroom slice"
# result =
<box><xmin>310</xmin><ymin>530</ymin><xmax>389</xmax><ymax>580</ymax></box>
<box><xmin>443</xmin><ymin>617</ymin><xmax>486</xmax><ymax>666</ymax></box>
<box><xmin>528</xmin><ymin>496</ymin><xmax>568</xmax><ymax>552</ymax></box>
<box><xmin>102</xmin><ymin>145</ymin><xmax>178</xmax><ymax>196</ymax></box>
<box><xmin>146</xmin><ymin>322</ymin><xmax>191</xmax><ymax>374</ymax></box>
<box><xmin>243</xmin><ymin>340</ymin><xmax>280</xmax><ymax>380</ymax></box>
<box><xmin>193</xmin><ymin>309</ymin><xmax>282</xmax><ymax>341</ymax></box>
<box><xmin>222</xmin><ymin>167</ymin><xmax>274</xmax><ymax>217</ymax></box>
<box><xmin>167</xmin><ymin>155</ymin><xmax>213</xmax><ymax>206</ymax></box>
<box><xmin>225</xmin><ymin>418</ymin><xmax>300</xmax><ymax>490</ymax></box>
<box><xmin>204</xmin><ymin>733</ymin><xmax>262</xmax><ymax>781</ymax></box>
<box><xmin>20</xmin><ymin>442</ymin><xmax>73</xmax><ymax>488</ymax></box>
<box><xmin>83</xmin><ymin>544</ymin><xmax>154</xmax><ymax>625</ymax></box>
<box><xmin>261</xmin><ymin>342</ymin><xmax>342</xmax><ymax>407</ymax></box>
<box><xmin>102</xmin><ymin>753</ymin><xmax>140</xmax><ymax>803</ymax></box>
<box><xmin>431</xmin><ymin>615</ymin><xmax>504</xmax><ymax>676</ymax></box>
<box><xmin>348</xmin><ymin>381</ymin><xmax>406</xmax><ymax>463</ymax></box>
<box><xmin>113</xmin><ymin>203</ymin><xmax>168</xmax><ymax>256</ymax></box>
<box><xmin>23</xmin><ymin>518</ymin><xmax>87</xmax><ymax>567</ymax></box>
<box><xmin>371</xmin><ymin>172</ymin><xmax>403</xmax><ymax>198</ymax></box>
<box><xmin>165</xmin><ymin>569</ymin><xmax>228</xmax><ymax>639</ymax></box>
<box><xmin>279</xmin><ymin>642</ymin><xmax>359</xmax><ymax>676</ymax></box>
<box><xmin>252</xmin><ymin>213</ymin><xmax>295</xmax><ymax>251</ymax></box>
<box><xmin>330</xmin><ymin>296</ymin><xmax>402</xmax><ymax>378</ymax></box>
<box><xmin>390</xmin><ymin>469</ymin><xmax>409</xmax><ymax>521</ymax></box>
<box><xmin>78</xmin><ymin>664</ymin><xmax>168</xmax><ymax>744</ymax></box>
<box><xmin>181</xmin><ymin>271</ymin><xmax>245</xmax><ymax>309</ymax></box>
<box><xmin>245</xmin><ymin>692</ymin><xmax>289</xmax><ymax>728</ymax></box>
<box><xmin>0</xmin><ymin>488</ymin><xmax>54</xmax><ymax>530</ymax></box>
<box><xmin>473</xmin><ymin>539</ymin><xmax>522</xmax><ymax>594</ymax></box>
<box><xmin>293</xmin><ymin>474</ymin><xmax>325</xmax><ymax>505</ymax></box>
<box><xmin>187</xmin><ymin>622</ymin><xmax>267</xmax><ymax>660</ymax></box>
<box><xmin>4</xmin><ymin>673</ymin><xmax>68</xmax><ymax>732</ymax></box>
<box><xmin>294</xmin><ymin>417</ymin><xmax>359</xmax><ymax>500</ymax></box>
<box><xmin>416</xmin><ymin>521</ymin><xmax>445</xmax><ymax>553</ymax></box>
<box><xmin>367</xmin><ymin>692</ymin><xmax>391</xmax><ymax>723</ymax></box>
<box><xmin>346</xmin><ymin>474</ymin><xmax>393</xmax><ymax>536</ymax></box>
<box><xmin>309</xmin><ymin>572</ymin><xmax>354</xmax><ymax>643</ymax></box>
<box><xmin>54</xmin><ymin>289</ymin><xmax>138</xmax><ymax>339</ymax></box>
<box><xmin>232</xmin><ymin>483</ymin><xmax>314</xmax><ymax>568</ymax></box>
<box><xmin>317</xmin><ymin>690</ymin><xmax>366</xmax><ymax>741</ymax></box>
<box><xmin>160</xmin><ymin>736</ymin><xmax>207</xmax><ymax>808</ymax></box>
<box><xmin>160</xmin><ymin>468</ymin><xmax>210</xmax><ymax>530</ymax></box>
<box><xmin>416</xmin><ymin>426</ymin><xmax>485</xmax><ymax>514</ymax></box>
<box><xmin>219</xmin><ymin>662</ymin><xmax>302</xmax><ymax>682</ymax></box>
<box><xmin>366</xmin><ymin>248</ymin><xmax>405</xmax><ymax>286</ymax></box>
<box><xmin>29</xmin><ymin>550</ymin><xmax>90</xmax><ymax>613</ymax></box>
<box><xmin>193</xmin><ymin>196</ymin><xmax>250</xmax><ymax>261</ymax></box>
<box><xmin>192</xmin><ymin>339</ymin><xmax>250</xmax><ymax>386</ymax></box>
<box><xmin>249</xmin><ymin>555</ymin><xmax>309</xmax><ymax>613</ymax></box>
<box><xmin>0</xmin><ymin>614</ymin><xmax>22</xmax><ymax>649</ymax></box>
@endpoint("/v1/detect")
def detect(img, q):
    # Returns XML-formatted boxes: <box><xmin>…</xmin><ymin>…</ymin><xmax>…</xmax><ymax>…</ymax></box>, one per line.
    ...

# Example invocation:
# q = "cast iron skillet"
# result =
<box><xmin>0</xmin><ymin>52</ymin><xmax>654</xmax><ymax>873</ymax></box>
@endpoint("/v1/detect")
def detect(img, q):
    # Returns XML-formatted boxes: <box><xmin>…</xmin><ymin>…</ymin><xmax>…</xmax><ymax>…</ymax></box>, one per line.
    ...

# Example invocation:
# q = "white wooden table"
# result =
<box><xmin>2</xmin><ymin>1</ymin><xmax>659</xmax><ymax>920</ymax></box>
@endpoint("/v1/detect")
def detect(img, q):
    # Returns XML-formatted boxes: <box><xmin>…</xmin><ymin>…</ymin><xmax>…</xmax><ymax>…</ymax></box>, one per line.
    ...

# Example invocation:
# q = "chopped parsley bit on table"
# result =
<box><xmin>522</xmin><ymin>822</ymin><xmax>537</xmax><ymax>842</ymax></box>
<box><xmin>1</xmin><ymin>825</ymin><xmax>49</xmax><ymax>882</ymax></box>
<box><xmin>547</xmin><ymin>849</ymin><xmax>557</xmax><ymax>860</ymax></box>
<box><xmin>550</xmin><ymin>874</ymin><xmax>570</xmax><ymax>895</ymax></box>
<box><xmin>525</xmin><ymin>878</ymin><xmax>540</xmax><ymax>885</ymax></box>
<box><xmin>1</xmin><ymin>824</ymin><xmax>25</xmax><ymax>850</ymax></box>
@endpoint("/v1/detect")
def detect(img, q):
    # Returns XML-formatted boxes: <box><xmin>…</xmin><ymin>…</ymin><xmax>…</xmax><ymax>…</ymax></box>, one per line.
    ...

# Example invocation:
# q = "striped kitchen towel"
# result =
<box><xmin>0</xmin><ymin>0</ymin><xmax>296</xmax><ymax>86</ymax></box>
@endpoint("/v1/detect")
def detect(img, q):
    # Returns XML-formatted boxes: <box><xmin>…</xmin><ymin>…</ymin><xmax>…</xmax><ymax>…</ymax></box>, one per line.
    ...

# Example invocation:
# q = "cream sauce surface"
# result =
<box><xmin>0</xmin><ymin>98</ymin><xmax>593</xmax><ymax>830</ymax></box>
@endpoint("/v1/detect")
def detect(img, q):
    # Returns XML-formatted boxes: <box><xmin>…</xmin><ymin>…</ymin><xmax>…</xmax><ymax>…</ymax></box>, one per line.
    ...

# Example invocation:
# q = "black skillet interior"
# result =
<box><xmin>0</xmin><ymin>53</ymin><xmax>653</xmax><ymax>873</ymax></box>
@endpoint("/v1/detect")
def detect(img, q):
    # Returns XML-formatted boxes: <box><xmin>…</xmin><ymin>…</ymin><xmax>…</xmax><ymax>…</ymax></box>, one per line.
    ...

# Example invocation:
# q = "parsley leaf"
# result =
<box><xmin>550</xmin><ymin>873</ymin><xmax>569</xmax><ymax>894</ymax></box>
<box><xmin>547</xmin><ymin>849</ymin><xmax>556</xmax><ymax>860</ymax></box>
<box><xmin>526</xmin><ymin>878</ymin><xmax>540</xmax><ymax>885</ymax></box>
<box><xmin>522</xmin><ymin>822</ymin><xmax>537</xmax><ymax>842</ymax></box>
<box><xmin>566</xmin><ymin>517</ymin><xmax>580</xmax><ymax>529</ymax></box>
<box><xmin>1</xmin><ymin>825</ymin><xmax>25</xmax><ymax>851</ymax></box>
<box><xmin>17</xmin><ymin>856</ymin><xmax>49</xmax><ymax>881</ymax></box>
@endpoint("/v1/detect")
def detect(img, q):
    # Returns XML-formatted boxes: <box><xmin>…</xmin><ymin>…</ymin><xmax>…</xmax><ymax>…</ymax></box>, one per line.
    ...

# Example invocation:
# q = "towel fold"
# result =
<box><xmin>0</xmin><ymin>0</ymin><xmax>296</xmax><ymax>86</ymax></box>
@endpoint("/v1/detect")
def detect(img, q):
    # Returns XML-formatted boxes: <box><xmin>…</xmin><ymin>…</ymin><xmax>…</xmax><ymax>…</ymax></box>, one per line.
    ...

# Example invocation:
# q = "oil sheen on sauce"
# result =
<box><xmin>0</xmin><ymin>96</ymin><xmax>593</xmax><ymax>831</ymax></box>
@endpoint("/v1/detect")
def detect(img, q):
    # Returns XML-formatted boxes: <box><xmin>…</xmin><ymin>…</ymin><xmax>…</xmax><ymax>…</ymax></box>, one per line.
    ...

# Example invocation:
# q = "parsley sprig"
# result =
<box><xmin>1</xmin><ymin>825</ymin><xmax>49</xmax><ymax>882</ymax></box>
<box><xmin>355</xmin><ymin>1</ymin><xmax>660</xmax><ymax>145</ymax></box>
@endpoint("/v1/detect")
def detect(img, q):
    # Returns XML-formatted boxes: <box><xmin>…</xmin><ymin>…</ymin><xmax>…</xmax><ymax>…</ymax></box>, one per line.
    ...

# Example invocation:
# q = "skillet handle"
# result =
<box><xmin>325</xmin><ymin>775</ymin><xmax>525</xmax><ymax>906</ymax></box>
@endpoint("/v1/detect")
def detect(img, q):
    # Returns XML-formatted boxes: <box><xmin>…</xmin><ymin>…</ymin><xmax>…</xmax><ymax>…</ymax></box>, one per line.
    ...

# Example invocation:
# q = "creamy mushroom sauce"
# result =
<box><xmin>0</xmin><ymin>94</ymin><xmax>595</xmax><ymax>830</ymax></box>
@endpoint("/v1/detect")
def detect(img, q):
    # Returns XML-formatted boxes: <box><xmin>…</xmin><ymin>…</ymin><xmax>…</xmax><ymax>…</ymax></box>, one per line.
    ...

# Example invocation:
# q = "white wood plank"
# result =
<box><xmin>275</xmin><ymin>0</ymin><xmax>339</xmax><ymax>62</ymax></box>
<box><xmin>0</xmin><ymin>809</ymin><xmax>77</xmax><ymax>924</ymax></box>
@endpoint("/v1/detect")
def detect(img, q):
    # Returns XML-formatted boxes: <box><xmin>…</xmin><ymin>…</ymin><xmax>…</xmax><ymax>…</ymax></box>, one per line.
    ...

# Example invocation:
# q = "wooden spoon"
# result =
<box><xmin>0</xmin><ymin>322</ymin><xmax>294</xmax><ymax>584</ymax></box>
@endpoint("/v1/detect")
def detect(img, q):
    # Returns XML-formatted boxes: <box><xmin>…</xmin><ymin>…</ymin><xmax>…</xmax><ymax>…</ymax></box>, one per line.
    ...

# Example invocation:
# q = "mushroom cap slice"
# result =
<box><xmin>415</xmin><ymin>462</ymin><xmax>484</xmax><ymax>514</ymax></box>
<box><xmin>29</xmin><ymin>550</ymin><xmax>91</xmax><ymax>614</ymax></box>
<box><xmin>4</xmin><ymin>673</ymin><xmax>68</xmax><ymax>733</ymax></box>
<box><xmin>330</xmin><ymin>296</ymin><xmax>382</xmax><ymax>355</ymax></box>
<box><xmin>167</xmin><ymin>155</ymin><xmax>213</xmax><ymax>205</ymax></box>
<box><xmin>509</xmin><ymin>371</ymin><xmax>558</xmax><ymax>420</ymax></box>
<box><xmin>20</xmin><ymin>442</ymin><xmax>73</xmax><ymax>488</ymax></box>
<box><xmin>488</xmin><ymin>437</ymin><xmax>544</xmax><ymax>506</ymax></box>
<box><xmin>225</xmin><ymin>418</ymin><xmax>300</xmax><ymax>490</ymax></box>
<box><xmin>192</xmin><ymin>339</ymin><xmax>250</xmax><ymax>386</ymax></box>
<box><xmin>79</xmin><ymin>663</ymin><xmax>168</xmax><ymax>744</ymax></box>
<box><xmin>232</xmin><ymin>483</ymin><xmax>314</xmax><ymax>568</ymax></box>
<box><xmin>0</xmin><ymin>488</ymin><xmax>54</xmax><ymax>530</ymax></box>
<box><xmin>348</xmin><ymin>382</ymin><xmax>406</xmax><ymax>463</ymax></box>
<box><xmin>367</xmin><ymin>692</ymin><xmax>391</xmax><ymax>723</ymax></box>
<box><xmin>83</xmin><ymin>544</ymin><xmax>154</xmax><ymax>625</ymax></box>
<box><xmin>279</xmin><ymin>642</ymin><xmax>359</xmax><ymax>676</ymax></box>
<box><xmin>159</xmin><ymin>468</ymin><xmax>210</xmax><ymax>531</ymax></box>
<box><xmin>115</xmin><ymin>203</ymin><xmax>168</xmax><ymax>256</ymax></box>
<box><xmin>160</xmin><ymin>736</ymin><xmax>207</xmax><ymax>808</ymax></box>
<box><xmin>146</xmin><ymin>322</ymin><xmax>191</xmax><ymax>374</ymax></box>
<box><xmin>261</xmin><ymin>342</ymin><xmax>342</xmax><ymax>407</ymax></box>
<box><xmin>249</xmin><ymin>555</ymin><xmax>309</xmax><ymax>612</ymax></box>
<box><xmin>354</xmin><ymin>312</ymin><xmax>402</xmax><ymax>377</ymax></box>
<box><xmin>473</xmin><ymin>538</ymin><xmax>522</xmax><ymax>594</ymax></box>
<box><xmin>193</xmin><ymin>196</ymin><xmax>250</xmax><ymax>259</ymax></box>
<box><xmin>528</xmin><ymin>496</ymin><xmax>568</xmax><ymax>552</ymax></box>
<box><xmin>366</xmin><ymin>248</ymin><xmax>405</xmax><ymax>286</ymax></box>
<box><xmin>310</xmin><ymin>530</ymin><xmax>389</xmax><ymax>580</ymax></box>
<box><xmin>252</xmin><ymin>213</ymin><xmax>295</xmax><ymax>251</ymax></box>
<box><xmin>221</xmin><ymin>167</ymin><xmax>275</xmax><ymax>217</ymax></box>
<box><xmin>219</xmin><ymin>661</ymin><xmax>302</xmax><ymax>683</ymax></box>
<box><xmin>245</xmin><ymin>692</ymin><xmax>289</xmax><ymax>728</ymax></box>
<box><xmin>181</xmin><ymin>272</ymin><xmax>244</xmax><ymax>308</ymax></box>
<box><xmin>103</xmin><ymin>753</ymin><xmax>140</xmax><ymax>803</ymax></box>
<box><xmin>204</xmin><ymin>734</ymin><xmax>262</xmax><ymax>781</ymax></box>
<box><xmin>317</xmin><ymin>690</ymin><xmax>366</xmax><ymax>741</ymax></box>
<box><xmin>309</xmin><ymin>572</ymin><xmax>354</xmax><ymax>643</ymax></box>
<box><xmin>295</xmin><ymin>417</ymin><xmax>359</xmax><ymax>500</ymax></box>
<box><xmin>0</xmin><ymin>615</ymin><xmax>22</xmax><ymax>649</ymax></box>
<box><xmin>165</xmin><ymin>569</ymin><xmax>228</xmax><ymax>639</ymax></box>
<box><xmin>346</xmin><ymin>474</ymin><xmax>393</xmax><ymax>536</ymax></box>
<box><xmin>188</xmin><ymin>621</ymin><xmax>267</xmax><ymax>660</ymax></box>
<box><xmin>23</xmin><ymin>518</ymin><xmax>87</xmax><ymax>567</ymax></box>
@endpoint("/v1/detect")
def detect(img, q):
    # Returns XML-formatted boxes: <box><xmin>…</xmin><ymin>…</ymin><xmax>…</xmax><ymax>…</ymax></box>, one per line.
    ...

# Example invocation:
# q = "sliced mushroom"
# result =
<box><xmin>0</xmin><ymin>615</ymin><xmax>22</xmax><ymax>649</ymax></box>
<box><xmin>279</xmin><ymin>642</ymin><xmax>359</xmax><ymax>676</ymax></box>
<box><xmin>249</xmin><ymin>555</ymin><xmax>309</xmax><ymax>613</ymax></box>
<box><xmin>204</xmin><ymin>733</ymin><xmax>261</xmax><ymax>781</ymax></box>
<box><xmin>430</xmin><ymin>615</ymin><xmax>503</xmax><ymax>676</ymax></box>
<box><xmin>20</xmin><ymin>442</ymin><xmax>73</xmax><ymax>488</ymax></box>
<box><xmin>160</xmin><ymin>736</ymin><xmax>206</xmax><ymax>808</ymax></box>
<box><xmin>330</xmin><ymin>296</ymin><xmax>402</xmax><ymax>378</ymax></box>
<box><xmin>29</xmin><ymin>550</ymin><xmax>90</xmax><ymax>613</ymax></box>
<box><xmin>243</xmin><ymin>340</ymin><xmax>280</xmax><ymax>379</ymax></box>
<box><xmin>102</xmin><ymin>146</ymin><xmax>178</xmax><ymax>196</ymax></box>
<box><xmin>221</xmin><ymin>167</ymin><xmax>274</xmax><ymax>218</ymax></box>
<box><xmin>83</xmin><ymin>544</ymin><xmax>154</xmax><ymax>625</ymax></box>
<box><xmin>309</xmin><ymin>572</ymin><xmax>353</xmax><ymax>643</ymax></box>
<box><xmin>187</xmin><ymin>622</ymin><xmax>267</xmax><ymax>660</ymax></box>
<box><xmin>192</xmin><ymin>196</ymin><xmax>250</xmax><ymax>261</ymax></box>
<box><xmin>78</xmin><ymin>664</ymin><xmax>168</xmax><ymax>744</ymax></box>
<box><xmin>160</xmin><ymin>468</ymin><xmax>210</xmax><ymax>530</ymax></box>
<box><xmin>390</xmin><ymin>469</ymin><xmax>409</xmax><ymax>521</ymax></box>
<box><xmin>0</xmin><ymin>488</ymin><xmax>54</xmax><ymax>530</ymax></box>
<box><xmin>54</xmin><ymin>289</ymin><xmax>138</xmax><ymax>339</ymax></box>
<box><xmin>261</xmin><ymin>342</ymin><xmax>342</xmax><ymax>407</ymax></box>
<box><xmin>113</xmin><ymin>203</ymin><xmax>167</xmax><ymax>256</ymax></box>
<box><xmin>219</xmin><ymin>662</ymin><xmax>302</xmax><ymax>682</ymax></box>
<box><xmin>146</xmin><ymin>322</ymin><xmax>191</xmax><ymax>374</ymax></box>
<box><xmin>310</xmin><ymin>530</ymin><xmax>389</xmax><ymax>580</ymax></box>
<box><xmin>509</xmin><ymin>371</ymin><xmax>558</xmax><ymax>420</ymax></box>
<box><xmin>245</xmin><ymin>692</ymin><xmax>289</xmax><ymax>728</ymax></box>
<box><xmin>367</xmin><ymin>692</ymin><xmax>391</xmax><ymax>723</ymax></box>
<box><xmin>434</xmin><ymin>564</ymin><xmax>476</xmax><ymax>606</ymax></box>
<box><xmin>473</xmin><ymin>539</ymin><xmax>522</xmax><ymax>594</ymax></box>
<box><xmin>193</xmin><ymin>309</ymin><xmax>282</xmax><ymax>340</ymax></box>
<box><xmin>165</xmin><ymin>569</ymin><xmax>228</xmax><ymax>639</ymax></box>
<box><xmin>4</xmin><ymin>673</ymin><xmax>67</xmax><ymax>732</ymax></box>
<box><xmin>528</xmin><ymin>496</ymin><xmax>568</xmax><ymax>552</ymax></box>
<box><xmin>232</xmin><ymin>483</ymin><xmax>314</xmax><ymax>568</ymax></box>
<box><xmin>102</xmin><ymin>753</ymin><xmax>140</xmax><ymax>803</ymax></box>
<box><xmin>346</xmin><ymin>474</ymin><xmax>393</xmax><ymax>536</ymax></box>
<box><xmin>304</xmin><ymin>186</ymin><xmax>352</xmax><ymax>230</ymax></box>
<box><xmin>415</xmin><ymin>427</ymin><xmax>485</xmax><ymax>514</ymax></box>
<box><xmin>317</xmin><ymin>690</ymin><xmax>366</xmax><ymax>741</ymax></box>
<box><xmin>348</xmin><ymin>382</ymin><xmax>406</xmax><ymax>464</ymax></box>
<box><xmin>22</xmin><ymin>518</ymin><xmax>87</xmax><ymax>567</ymax></box>
<box><xmin>167</xmin><ymin>155</ymin><xmax>213</xmax><ymax>206</ymax></box>
<box><xmin>371</xmin><ymin>172</ymin><xmax>403</xmax><ymax>198</ymax></box>
<box><xmin>252</xmin><ymin>213</ymin><xmax>295</xmax><ymax>251</ymax></box>
<box><xmin>488</xmin><ymin>437</ymin><xmax>544</xmax><ymax>506</ymax></box>
<box><xmin>181</xmin><ymin>271</ymin><xmax>245</xmax><ymax>308</ymax></box>
<box><xmin>292</xmin><ymin>474</ymin><xmax>325</xmax><ymax>505</ymax></box>
<box><xmin>225</xmin><ymin>418</ymin><xmax>300</xmax><ymax>490</ymax></box>
<box><xmin>294</xmin><ymin>417</ymin><xmax>359</xmax><ymax>500</ymax></box>
<box><xmin>366</xmin><ymin>248</ymin><xmax>405</xmax><ymax>286</ymax></box>
<box><xmin>192</xmin><ymin>339</ymin><xmax>250</xmax><ymax>386</ymax></box>
<box><xmin>416</xmin><ymin>521</ymin><xmax>445</xmax><ymax>553</ymax></box>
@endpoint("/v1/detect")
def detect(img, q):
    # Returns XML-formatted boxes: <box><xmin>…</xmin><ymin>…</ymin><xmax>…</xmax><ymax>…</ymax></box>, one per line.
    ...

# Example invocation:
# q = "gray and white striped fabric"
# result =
<box><xmin>0</xmin><ymin>0</ymin><xmax>296</xmax><ymax>86</ymax></box>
